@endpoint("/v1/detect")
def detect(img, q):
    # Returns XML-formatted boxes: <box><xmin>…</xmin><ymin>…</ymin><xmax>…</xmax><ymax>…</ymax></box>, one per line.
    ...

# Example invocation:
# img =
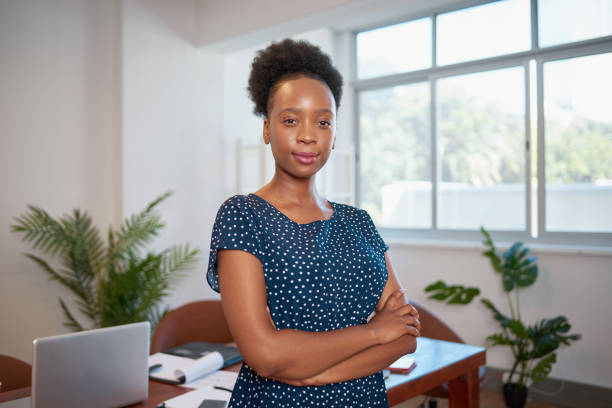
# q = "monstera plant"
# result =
<box><xmin>424</xmin><ymin>227</ymin><xmax>580</xmax><ymax>408</ymax></box>
<box><xmin>11</xmin><ymin>191</ymin><xmax>199</xmax><ymax>331</ymax></box>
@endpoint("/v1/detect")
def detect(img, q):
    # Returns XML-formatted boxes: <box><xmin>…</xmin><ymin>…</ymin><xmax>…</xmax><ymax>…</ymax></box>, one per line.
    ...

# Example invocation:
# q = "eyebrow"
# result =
<box><xmin>279</xmin><ymin>108</ymin><xmax>334</xmax><ymax>115</ymax></box>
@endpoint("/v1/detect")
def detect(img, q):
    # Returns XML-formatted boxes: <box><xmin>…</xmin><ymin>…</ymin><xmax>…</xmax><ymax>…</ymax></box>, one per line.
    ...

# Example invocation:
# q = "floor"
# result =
<box><xmin>394</xmin><ymin>390</ymin><xmax>562</xmax><ymax>408</ymax></box>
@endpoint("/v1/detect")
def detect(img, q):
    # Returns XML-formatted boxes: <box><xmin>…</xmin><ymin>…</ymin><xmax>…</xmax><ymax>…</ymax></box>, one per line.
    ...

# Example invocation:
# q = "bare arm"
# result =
<box><xmin>273</xmin><ymin>253</ymin><xmax>421</xmax><ymax>385</ymax></box>
<box><xmin>217</xmin><ymin>249</ymin><xmax>417</xmax><ymax>379</ymax></box>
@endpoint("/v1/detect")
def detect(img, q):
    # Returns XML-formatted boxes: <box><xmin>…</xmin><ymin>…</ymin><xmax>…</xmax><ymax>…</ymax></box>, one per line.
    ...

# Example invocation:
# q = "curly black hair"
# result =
<box><xmin>247</xmin><ymin>39</ymin><xmax>343</xmax><ymax>117</ymax></box>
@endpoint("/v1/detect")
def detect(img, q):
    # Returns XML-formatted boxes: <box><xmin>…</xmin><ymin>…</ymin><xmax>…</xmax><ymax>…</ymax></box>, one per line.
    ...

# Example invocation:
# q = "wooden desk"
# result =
<box><xmin>132</xmin><ymin>337</ymin><xmax>485</xmax><ymax>408</ymax></box>
<box><xmin>386</xmin><ymin>337</ymin><xmax>486</xmax><ymax>407</ymax></box>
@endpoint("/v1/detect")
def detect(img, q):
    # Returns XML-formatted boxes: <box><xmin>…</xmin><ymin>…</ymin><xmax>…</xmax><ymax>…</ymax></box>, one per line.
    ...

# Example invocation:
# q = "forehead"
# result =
<box><xmin>270</xmin><ymin>77</ymin><xmax>336</xmax><ymax>113</ymax></box>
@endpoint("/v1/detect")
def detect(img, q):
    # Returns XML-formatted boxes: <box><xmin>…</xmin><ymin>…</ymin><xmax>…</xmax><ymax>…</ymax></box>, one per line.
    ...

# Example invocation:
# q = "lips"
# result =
<box><xmin>293</xmin><ymin>152</ymin><xmax>318</xmax><ymax>164</ymax></box>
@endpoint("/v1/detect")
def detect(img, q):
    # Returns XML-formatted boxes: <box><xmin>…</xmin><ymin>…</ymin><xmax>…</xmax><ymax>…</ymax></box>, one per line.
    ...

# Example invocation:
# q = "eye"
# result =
<box><xmin>319</xmin><ymin>120</ymin><xmax>332</xmax><ymax>128</ymax></box>
<box><xmin>283</xmin><ymin>118</ymin><xmax>297</xmax><ymax>126</ymax></box>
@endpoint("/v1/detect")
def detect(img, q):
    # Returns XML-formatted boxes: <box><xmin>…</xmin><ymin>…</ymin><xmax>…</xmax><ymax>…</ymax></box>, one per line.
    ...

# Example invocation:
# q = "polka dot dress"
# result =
<box><xmin>207</xmin><ymin>194</ymin><xmax>390</xmax><ymax>407</ymax></box>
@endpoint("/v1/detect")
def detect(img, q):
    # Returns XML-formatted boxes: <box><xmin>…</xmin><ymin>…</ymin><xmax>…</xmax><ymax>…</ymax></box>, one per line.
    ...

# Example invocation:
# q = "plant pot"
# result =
<box><xmin>503</xmin><ymin>383</ymin><xmax>528</xmax><ymax>408</ymax></box>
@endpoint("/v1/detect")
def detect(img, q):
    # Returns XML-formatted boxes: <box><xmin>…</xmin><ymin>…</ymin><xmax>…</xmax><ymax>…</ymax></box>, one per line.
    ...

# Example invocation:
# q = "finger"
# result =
<box><xmin>405</xmin><ymin>303</ymin><xmax>419</xmax><ymax>318</ymax></box>
<box><xmin>404</xmin><ymin>324</ymin><xmax>421</xmax><ymax>337</ymax></box>
<box><xmin>395</xmin><ymin>303</ymin><xmax>418</xmax><ymax>317</ymax></box>
<box><xmin>403</xmin><ymin>316</ymin><xmax>421</xmax><ymax>331</ymax></box>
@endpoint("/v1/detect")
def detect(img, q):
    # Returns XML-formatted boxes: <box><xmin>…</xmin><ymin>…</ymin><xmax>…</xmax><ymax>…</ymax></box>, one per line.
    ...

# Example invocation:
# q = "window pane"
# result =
<box><xmin>357</xmin><ymin>18</ymin><xmax>431</xmax><ymax>79</ymax></box>
<box><xmin>437</xmin><ymin>67</ymin><xmax>526</xmax><ymax>230</ymax></box>
<box><xmin>539</xmin><ymin>0</ymin><xmax>612</xmax><ymax>47</ymax></box>
<box><xmin>437</xmin><ymin>0</ymin><xmax>530</xmax><ymax>66</ymax></box>
<box><xmin>544</xmin><ymin>53</ymin><xmax>612</xmax><ymax>232</ymax></box>
<box><xmin>359</xmin><ymin>83</ymin><xmax>431</xmax><ymax>228</ymax></box>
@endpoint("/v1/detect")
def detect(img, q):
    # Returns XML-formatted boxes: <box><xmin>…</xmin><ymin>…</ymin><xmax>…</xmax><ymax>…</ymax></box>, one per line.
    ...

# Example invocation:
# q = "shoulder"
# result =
<box><xmin>217</xmin><ymin>194</ymin><xmax>259</xmax><ymax>215</ymax></box>
<box><xmin>214</xmin><ymin>195</ymin><xmax>264</xmax><ymax>226</ymax></box>
<box><xmin>332</xmin><ymin>202</ymin><xmax>371</xmax><ymax>221</ymax></box>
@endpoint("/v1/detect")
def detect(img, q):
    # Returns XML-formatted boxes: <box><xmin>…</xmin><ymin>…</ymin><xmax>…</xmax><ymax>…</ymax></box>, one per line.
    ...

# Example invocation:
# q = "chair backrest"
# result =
<box><xmin>0</xmin><ymin>354</ymin><xmax>32</xmax><ymax>392</ymax></box>
<box><xmin>411</xmin><ymin>301</ymin><xmax>464</xmax><ymax>344</ymax></box>
<box><xmin>151</xmin><ymin>300</ymin><xmax>233</xmax><ymax>354</ymax></box>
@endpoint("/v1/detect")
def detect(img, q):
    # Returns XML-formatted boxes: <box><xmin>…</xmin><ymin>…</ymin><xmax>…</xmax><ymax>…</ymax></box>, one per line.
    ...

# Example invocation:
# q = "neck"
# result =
<box><xmin>259</xmin><ymin>170</ymin><xmax>322</xmax><ymax>206</ymax></box>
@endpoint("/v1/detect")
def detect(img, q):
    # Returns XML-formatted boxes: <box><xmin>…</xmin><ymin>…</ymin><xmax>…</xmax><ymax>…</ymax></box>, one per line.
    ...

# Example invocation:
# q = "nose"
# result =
<box><xmin>296</xmin><ymin>122</ymin><xmax>316</xmax><ymax>144</ymax></box>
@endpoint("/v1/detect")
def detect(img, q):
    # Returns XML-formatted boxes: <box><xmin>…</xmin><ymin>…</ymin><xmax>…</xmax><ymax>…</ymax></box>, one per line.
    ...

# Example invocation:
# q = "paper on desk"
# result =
<box><xmin>182</xmin><ymin>370</ymin><xmax>238</xmax><ymax>390</ymax></box>
<box><xmin>149</xmin><ymin>351</ymin><xmax>223</xmax><ymax>384</ymax></box>
<box><xmin>163</xmin><ymin>385</ymin><xmax>230</xmax><ymax>408</ymax></box>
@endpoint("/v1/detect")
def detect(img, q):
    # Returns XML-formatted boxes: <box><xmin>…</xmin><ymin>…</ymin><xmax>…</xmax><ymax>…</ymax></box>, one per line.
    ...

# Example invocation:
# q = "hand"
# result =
<box><xmin>368</xmin><ymin>291</ymin><xmax>421</xmax><ymax>344</ymax></box>
<box><xmin>383</xmin><ymin>290</ymin><xmax>420</xmax><ymax>324</ymax></box>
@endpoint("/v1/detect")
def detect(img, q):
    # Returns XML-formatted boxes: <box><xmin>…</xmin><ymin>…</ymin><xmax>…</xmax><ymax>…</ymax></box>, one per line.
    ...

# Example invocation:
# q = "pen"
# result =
<box><xmin>213</xmin><ymin>385</ymin><xmax>233</xmax><ymax>393</ymax></box>
<box><xmin>149</xmin><ymin>363</ymin><xmax>162</xmax><ymax>372</ymax></box>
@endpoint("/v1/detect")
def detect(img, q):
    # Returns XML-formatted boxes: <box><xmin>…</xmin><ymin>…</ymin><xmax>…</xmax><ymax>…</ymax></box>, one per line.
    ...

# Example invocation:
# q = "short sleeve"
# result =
<box><xmin>206</xmin><ymin>196</ymin><xmax>264</xmax><ymax>293</ymax></box>
<box><xmin>360</xmin><ymin>209</ymin><xmax>389</xmax><ymax>254</ymax></box>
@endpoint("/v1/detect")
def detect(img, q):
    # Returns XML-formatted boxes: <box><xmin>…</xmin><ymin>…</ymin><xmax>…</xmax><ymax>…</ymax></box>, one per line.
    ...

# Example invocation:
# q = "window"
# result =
<box><xmin>354</xmin><ymin>0</ymin><xmax>612</xmax><ymax>246</ymax></box>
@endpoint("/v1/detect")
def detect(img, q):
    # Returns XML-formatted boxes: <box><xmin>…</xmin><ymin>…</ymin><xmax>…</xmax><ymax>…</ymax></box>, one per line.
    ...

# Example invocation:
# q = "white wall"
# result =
<box><xmin>121</xmin><ymin>0</ymin><xmax>225</xmax><ymax>306</ymax></box>
<box><xmin>0</xmin><ymin>0</ymin><xmax>121</xmax><ymax>363</ymax></box>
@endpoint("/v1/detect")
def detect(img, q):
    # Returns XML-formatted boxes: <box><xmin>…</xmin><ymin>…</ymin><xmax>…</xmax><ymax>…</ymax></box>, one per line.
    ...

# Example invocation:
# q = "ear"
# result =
<box><xmin>263</xmin><ymin>119</ymin><xmax>270</xmax><ymax>144</ymax></box>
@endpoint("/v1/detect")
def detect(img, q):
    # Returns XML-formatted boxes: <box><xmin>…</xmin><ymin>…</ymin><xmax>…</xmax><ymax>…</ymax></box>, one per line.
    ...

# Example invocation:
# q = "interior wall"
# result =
<box><xmin>121</xmin><ymin>0</ymin><xmax>225</xmax><ymax>306</ymax></box>
<box><xmin>0</xmin><ymin>0</ymin><xmax>120</xmax><ymax>362</ymax></box>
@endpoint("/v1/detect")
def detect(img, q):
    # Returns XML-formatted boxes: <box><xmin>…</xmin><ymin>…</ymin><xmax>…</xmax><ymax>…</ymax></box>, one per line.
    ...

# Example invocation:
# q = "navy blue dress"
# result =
<box><xmin>207</xmin><ymin>194</ymin><xmax>390</xmax><ymax>407</ymax></box>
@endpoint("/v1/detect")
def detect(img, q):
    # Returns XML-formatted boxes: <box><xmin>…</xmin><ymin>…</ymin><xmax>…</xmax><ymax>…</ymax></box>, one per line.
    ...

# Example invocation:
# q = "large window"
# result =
<box><xmin>354</xmin><ymin>0</ymin><xmax>612</xmax><ymax>246</ymax></box>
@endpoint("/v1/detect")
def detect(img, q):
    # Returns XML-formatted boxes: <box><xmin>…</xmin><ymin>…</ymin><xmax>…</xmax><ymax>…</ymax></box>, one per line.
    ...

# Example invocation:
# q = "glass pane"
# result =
<box><xmin>544</xmin><ymin>53</ymin><xmax>612</xmax><ymax>232</ymax></box>
<box><xmin>437</xmin><ymin>0</ymin><xmax>531</xmax><ymax>65</ymax></box>
<box><xmin>539</xmin><ymin>0</ymin><xmax>612</xmax><ymax>47</ymax></box>
<box><xmin>359</xmin><ymin>83</ymin><xmax>431</xmax><ymax>228</ymax></box>
<box><xmin>437</xmin><ymin>67</ymin><xmax>526</xmax><ymax>230</ymax></box>
<box><xmin>357</xmin><ymin>18</ymin><xmax>431</xmax><ymax>79</ymax></box>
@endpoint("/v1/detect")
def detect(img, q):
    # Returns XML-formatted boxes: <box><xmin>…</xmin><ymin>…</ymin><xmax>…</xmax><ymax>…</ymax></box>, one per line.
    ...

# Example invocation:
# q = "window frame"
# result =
<box><xmin>352</xmin><ymin>0</ymin><xmax>612</xmax><ymax>247</ymax></box>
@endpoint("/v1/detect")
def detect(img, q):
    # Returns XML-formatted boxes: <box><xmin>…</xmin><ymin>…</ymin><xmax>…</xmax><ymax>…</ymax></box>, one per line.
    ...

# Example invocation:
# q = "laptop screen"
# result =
<box><xmin>32</xmin><ymin>322</ymin><xmax>150</xmax><ymax>408</ymax></box>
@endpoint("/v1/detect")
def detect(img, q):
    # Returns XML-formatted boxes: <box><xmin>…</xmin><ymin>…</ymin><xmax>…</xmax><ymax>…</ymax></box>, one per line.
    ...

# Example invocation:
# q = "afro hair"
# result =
<box><xmin>247</xmin><ymin>39</ymin><xmax>343</xmax><ymax>117</ymax></box>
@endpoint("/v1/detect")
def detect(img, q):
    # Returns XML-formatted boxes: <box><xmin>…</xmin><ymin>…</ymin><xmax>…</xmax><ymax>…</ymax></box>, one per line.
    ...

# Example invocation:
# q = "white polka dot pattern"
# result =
<box><xmin>206</xmin><ymin>194</ymin><xmax>390</xmax><ymax>407</ymax></box>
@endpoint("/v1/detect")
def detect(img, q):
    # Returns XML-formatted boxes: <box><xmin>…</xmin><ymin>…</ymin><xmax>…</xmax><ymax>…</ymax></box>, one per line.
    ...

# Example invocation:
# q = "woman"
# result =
<box><xmin>207</xmin><ymin>39</ymin><xmax>420</xmax><ymax>407</ymax></box>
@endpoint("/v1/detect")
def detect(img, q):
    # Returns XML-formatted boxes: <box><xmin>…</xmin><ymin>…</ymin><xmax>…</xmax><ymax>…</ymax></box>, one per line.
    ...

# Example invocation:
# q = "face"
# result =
<box><xmin>263</xmin><ymin>76</ymin><xmax>336</xmax><ymax>180</ymax></box>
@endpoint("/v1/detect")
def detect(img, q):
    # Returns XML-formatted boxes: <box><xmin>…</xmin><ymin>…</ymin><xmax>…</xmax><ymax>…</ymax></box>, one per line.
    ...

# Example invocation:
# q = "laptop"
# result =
<box><xmin>32</xmin><ymin>322</ymin><xmax>150</xmax><ymax>408</ymax></box>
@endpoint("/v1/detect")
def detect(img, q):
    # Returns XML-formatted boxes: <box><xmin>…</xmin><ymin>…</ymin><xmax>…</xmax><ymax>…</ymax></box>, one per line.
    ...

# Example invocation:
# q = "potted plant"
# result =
<box><xmin>424</xmin><ymin>227</ymin><xmax>581</xmax><ymax>408</ymax></box>
<box><xmin>11</xmin><ymin>191</ymin><xmax>199</xmax><ymax>331</ymax></box>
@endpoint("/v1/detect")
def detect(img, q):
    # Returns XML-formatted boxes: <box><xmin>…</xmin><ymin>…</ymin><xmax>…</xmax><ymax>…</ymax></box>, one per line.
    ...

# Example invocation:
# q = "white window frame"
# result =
<box><xmin>351</xmin><ymin>0</ymin><xmax>612</xmax><ymax>247</ymax></box>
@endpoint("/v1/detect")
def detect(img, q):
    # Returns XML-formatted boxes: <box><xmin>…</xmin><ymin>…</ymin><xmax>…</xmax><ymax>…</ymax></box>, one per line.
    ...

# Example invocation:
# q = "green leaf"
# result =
<box><xmin>501</xmin><ymin>242</ymin><xmax>538</xmax><ymax>292</ymax></box>
<box><xmin>527</xmin><ymin>316</ymin><xmax>581</xmax><ymax>359</ymax></box>
<box><xmin>424</xmin><ymin>280</ymin><xmax>480</xmax><ymax>305</ymax></box>
<box><xmin>59</xmin><ymin>298</ymin><xmax>84</xmax><ymax>331</ymax></box>
<box><xmin>480</xmin><ymin>298</ymin><xmax>513</xmax><ymax>328</ymax></box>
<box><xmin>486</xmin><ymin>333</ymin><xmax>517</xmax><ymax>347</ymax></box>
<box><xmin>448</xmin><ymin>287</ymin><xmax>481</xmax><ymax>304</ymax></box>
<box><xmin>531</xmin><ymin>354</ymin><xmax>556</xmax><ymax>383</ymax></box>
<box><xmin>424</xmin><ymin>280</ymin><xmax>446</xmax><ymax>292</ymax></box>
<box><xmin>508</xmin><ymin>319</ymin><xmax>529</xmax><ymax>340</ymax></box>
<box><xmin>481</xmin><ymin>227</ymin><xmax>502</xmax><ymax>273</ymax></box>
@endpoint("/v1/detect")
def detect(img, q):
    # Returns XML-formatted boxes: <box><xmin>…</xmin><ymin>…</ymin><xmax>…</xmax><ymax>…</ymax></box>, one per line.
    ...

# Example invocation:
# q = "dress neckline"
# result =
<box><xmin>248</xmin><ymin>193</ymin><xmax>336</xmax><ymax>226</ymax></box>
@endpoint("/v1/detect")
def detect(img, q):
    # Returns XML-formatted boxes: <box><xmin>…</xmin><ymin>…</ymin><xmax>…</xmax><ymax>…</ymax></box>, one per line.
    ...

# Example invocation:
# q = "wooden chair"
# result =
<box><xmin>0</xmin><ymin>354</ymin><xmax>32</xmax><ymax>402</ymax></box>
<box><xmin>151</xmin><ymin>300</ymin><xmax>233</xmax><ymax>354</ymax></box>
<box><xmin>411</xmin><ymin>301</ymin><xmax>486</xmax><ymax>399</ymax></box>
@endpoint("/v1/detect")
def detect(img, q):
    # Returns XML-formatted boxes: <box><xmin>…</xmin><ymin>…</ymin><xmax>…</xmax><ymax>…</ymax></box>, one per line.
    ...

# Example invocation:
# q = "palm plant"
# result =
<box><xmin>424</xmin><ymin>227</ymin><xmax>580</xmax><ymax>406</ymax></box>
<box><xmin>11</xmin><ymin>191</ymin><xmax>199</xmax><ymax>331</ymax></box>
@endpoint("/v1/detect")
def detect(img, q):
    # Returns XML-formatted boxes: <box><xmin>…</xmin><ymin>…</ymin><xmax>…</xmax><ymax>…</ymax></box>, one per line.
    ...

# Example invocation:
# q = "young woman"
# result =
<box><xmin>207</xmin><ymin>39</ymin><xmax>421</xmax><ymax>407</ymax></box>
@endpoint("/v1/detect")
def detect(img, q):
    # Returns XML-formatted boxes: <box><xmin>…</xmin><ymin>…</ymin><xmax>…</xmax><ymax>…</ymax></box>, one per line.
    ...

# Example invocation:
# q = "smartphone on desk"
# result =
<box><xmin>199</xmin><ymin>399</ymin><xmax>228</xmax><ymax>408</ymax></box>
<box><xmin>387</xmin><ymin>355</ymin><xmax>416</xmax><ymax>375</ymax></box>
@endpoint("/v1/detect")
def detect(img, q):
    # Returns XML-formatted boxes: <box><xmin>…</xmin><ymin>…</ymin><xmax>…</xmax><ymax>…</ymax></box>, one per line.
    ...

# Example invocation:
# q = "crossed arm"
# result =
<box><xmin>217</xmin><ymin>249</ymin><xmax>420</xmax><ymax>384</ymax></box>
